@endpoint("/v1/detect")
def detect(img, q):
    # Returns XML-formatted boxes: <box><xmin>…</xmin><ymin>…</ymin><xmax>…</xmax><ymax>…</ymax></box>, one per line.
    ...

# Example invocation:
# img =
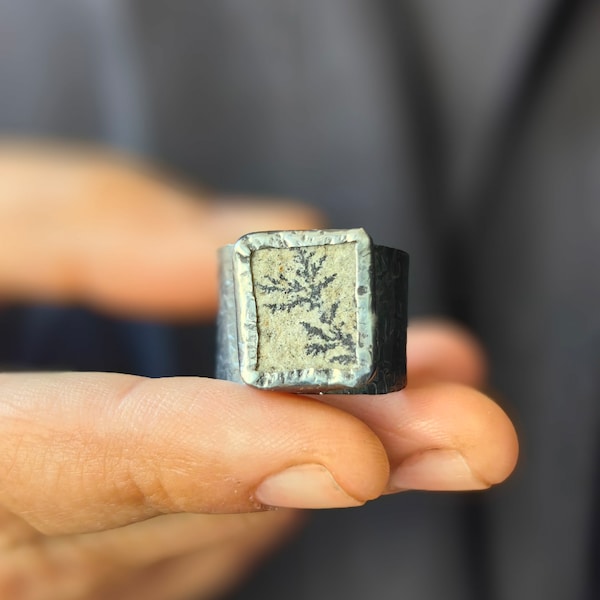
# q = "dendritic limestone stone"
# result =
<box><xmin>251</xmin><ymin>243</ymin><xmax>358</xmax><ymax>372</ymax></box>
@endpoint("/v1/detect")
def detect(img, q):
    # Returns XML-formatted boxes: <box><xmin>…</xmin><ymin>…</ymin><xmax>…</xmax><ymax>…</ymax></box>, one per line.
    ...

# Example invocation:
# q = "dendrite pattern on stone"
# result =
<box><xmin>253</xmin><ymin>246</ymin><xmax>356</xmax><ymax>368</ymax></box>
<box><xmin>257</xmin><ymin>249</ymin><xmax>334</xmax><ymax>312</ymax></box>
<box><xmin>299</xmin><ymin>300</ymin><xmax>355</xmax><ymax>365</ymax></box>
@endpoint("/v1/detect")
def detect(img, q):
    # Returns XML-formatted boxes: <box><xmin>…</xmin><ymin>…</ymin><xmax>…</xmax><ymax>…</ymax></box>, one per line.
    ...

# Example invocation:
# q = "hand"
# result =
<box><xmin>0</xmin><ymin>142</ymin><xmax>518</xmax><ymax>599</ymax></box>
<box><xmin>0</xmin><ymin>141</ymin><xmax>321</xmax><ymax>318</ymax></box>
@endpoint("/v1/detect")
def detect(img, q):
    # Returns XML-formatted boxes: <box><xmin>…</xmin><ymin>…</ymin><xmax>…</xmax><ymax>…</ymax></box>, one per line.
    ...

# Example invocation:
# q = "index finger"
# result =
<box><xmin>0</xmin><ymin>371</ymin><xmax>389</xmax><ymax>535</ymax></box>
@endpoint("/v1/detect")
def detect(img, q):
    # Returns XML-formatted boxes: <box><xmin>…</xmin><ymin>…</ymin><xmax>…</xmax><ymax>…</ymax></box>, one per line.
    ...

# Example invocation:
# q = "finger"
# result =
<box><xmin>407</xmin><ymin>319</ymin><xmax>488</xmax><ymax>387</ymax></box>
<box><xmin>72</xmin><ymin>198</ymin><xmax>322</xmax><ymax>320</ymax></box>
<box><xmin>0</xmin><ymin>372</ymin><xmax>389</xmax><ymax>534</ymax></box>
<box><xmin>0</xmin><ymin>508</ymin><xmax>40</xmax><ymax>551</ymax></box>
<box><xmin>73</xmin><ymin>511</ymin><xmax>299</xmax><ymax>572</ymax></box>
<box><xmin>318</xmin><ymin>383</ymin><xmax>518</xmax><ymax>492</ymax></box>
<box><xmin>0</xmin><ymin>512</ymin><xmax>298</xmax><ymax>600</ymax></box>
<box><xmin>91</xmin><ymin>511</ymin><xmax>299</xmax><ymax>600</ymax></box>
<box><xmin>0</xmin><ymin>143</ymin><xmax>323</xmax><ymax>318</ymax></box>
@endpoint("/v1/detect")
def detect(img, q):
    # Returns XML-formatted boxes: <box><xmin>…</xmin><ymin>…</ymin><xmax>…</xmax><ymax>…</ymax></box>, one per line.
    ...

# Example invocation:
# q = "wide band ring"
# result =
<box><xmin>216</xmin><ymin>228</ymin><xmax>409</xmax><ymax>394</ymax></box>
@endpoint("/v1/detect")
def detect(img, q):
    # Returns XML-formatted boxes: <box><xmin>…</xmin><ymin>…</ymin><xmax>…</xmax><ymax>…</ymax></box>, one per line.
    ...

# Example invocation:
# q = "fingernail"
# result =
<box><xmin>255</xmin><ymin>464</ymin><xmax>363</xmax><ymax>509</ymax></box>
<box><xmin>389</xmin><ymin>449</ymin><xmax>489</xmax><ymax>492</ymax></box>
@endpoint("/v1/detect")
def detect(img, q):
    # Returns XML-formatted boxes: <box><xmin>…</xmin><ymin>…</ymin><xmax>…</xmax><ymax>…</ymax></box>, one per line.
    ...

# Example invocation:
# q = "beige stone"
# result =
<box><xmin>251</xmin><ymin>243</ymin><xmax>358</xmax><ymax>372</ymax></box>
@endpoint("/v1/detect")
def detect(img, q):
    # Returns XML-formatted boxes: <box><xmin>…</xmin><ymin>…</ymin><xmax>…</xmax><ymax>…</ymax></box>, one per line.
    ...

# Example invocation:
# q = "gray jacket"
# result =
<box><xmin>1</xmin><ymin>1</ymin><xmax>598</xmax><ymax>598</ymax></box>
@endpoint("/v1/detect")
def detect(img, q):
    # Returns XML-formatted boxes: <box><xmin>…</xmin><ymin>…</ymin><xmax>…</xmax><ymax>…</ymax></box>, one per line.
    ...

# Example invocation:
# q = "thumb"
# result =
<box><xmin>0</xmin><ymin>372</ymin><xmax>388</xmax><ymax>535</ymax></box>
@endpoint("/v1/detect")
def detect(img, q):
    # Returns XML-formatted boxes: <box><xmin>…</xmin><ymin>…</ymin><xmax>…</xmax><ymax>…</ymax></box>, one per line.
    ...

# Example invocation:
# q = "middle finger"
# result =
<box><xmin>317</xmin><ymin>383</ymin><xmax>518</xmax><ymax>492</ymax></box>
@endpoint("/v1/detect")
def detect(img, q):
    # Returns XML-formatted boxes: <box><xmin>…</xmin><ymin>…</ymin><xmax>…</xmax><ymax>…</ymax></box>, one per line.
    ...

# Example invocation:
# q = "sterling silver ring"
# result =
<box><xmin>216</xmin><ymin>228</ymin><xmax>408</xmax><ymax>394</ymax></box>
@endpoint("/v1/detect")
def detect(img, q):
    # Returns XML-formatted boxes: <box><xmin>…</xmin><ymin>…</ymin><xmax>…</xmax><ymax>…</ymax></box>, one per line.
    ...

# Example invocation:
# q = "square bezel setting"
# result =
<box><xmin>232</xmin><ymin>228</ymin><xmax>375</xmax><ymax>392</ymax></box>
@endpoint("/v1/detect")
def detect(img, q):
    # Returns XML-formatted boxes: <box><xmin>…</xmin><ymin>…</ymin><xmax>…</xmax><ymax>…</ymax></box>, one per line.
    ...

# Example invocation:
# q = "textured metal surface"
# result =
<box><xmin>215</xmin><ymin>245</ymin><xmax>242</xmax><ymax>383</ymax></box>
<box><xmin>215</xmin><ymin>228</ymin><xmax>408</xmax><ymax>394</ymax></box>
<box><xmin>360</xmin><ymin>245</ymin><xmax>409</xmax><ymax>394</ymax></box>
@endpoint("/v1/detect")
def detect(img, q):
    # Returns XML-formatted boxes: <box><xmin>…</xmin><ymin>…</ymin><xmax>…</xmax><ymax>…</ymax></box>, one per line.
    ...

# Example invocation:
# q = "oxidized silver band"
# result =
<box><xmin>216</xmin><ymin>228</ymin><xmax>408</xmax><ymax>394</ymax></box>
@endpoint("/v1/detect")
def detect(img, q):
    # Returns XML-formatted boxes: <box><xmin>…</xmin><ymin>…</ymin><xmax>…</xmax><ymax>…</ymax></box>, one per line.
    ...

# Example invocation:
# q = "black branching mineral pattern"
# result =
<box><xmin>251</xmin><ymin>243</ymin><xmax>358</xmax><ymax>372</ymax></box>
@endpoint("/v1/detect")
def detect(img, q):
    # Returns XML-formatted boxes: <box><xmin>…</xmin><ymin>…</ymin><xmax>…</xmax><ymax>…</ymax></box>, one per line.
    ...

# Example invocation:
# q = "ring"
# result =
<box><xmin>216</xmin><ymin>228</ymin><xmax>409</xmax><ymax>394</ymax></box>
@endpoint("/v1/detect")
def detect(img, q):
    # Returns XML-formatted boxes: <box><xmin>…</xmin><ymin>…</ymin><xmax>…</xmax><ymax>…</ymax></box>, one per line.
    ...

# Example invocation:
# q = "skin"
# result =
<box><xmin>0</xmin><ymin>142</ymin><xmax>518</xmax><ymax>600</ymax></box>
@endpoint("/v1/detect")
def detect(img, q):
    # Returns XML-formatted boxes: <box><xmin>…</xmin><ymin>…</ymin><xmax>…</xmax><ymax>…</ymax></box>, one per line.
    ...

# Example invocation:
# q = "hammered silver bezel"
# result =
<box><xmin>232</xmin><ymin>228</ymin><xmax>375</xmax><ymax>391</ymax></box>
